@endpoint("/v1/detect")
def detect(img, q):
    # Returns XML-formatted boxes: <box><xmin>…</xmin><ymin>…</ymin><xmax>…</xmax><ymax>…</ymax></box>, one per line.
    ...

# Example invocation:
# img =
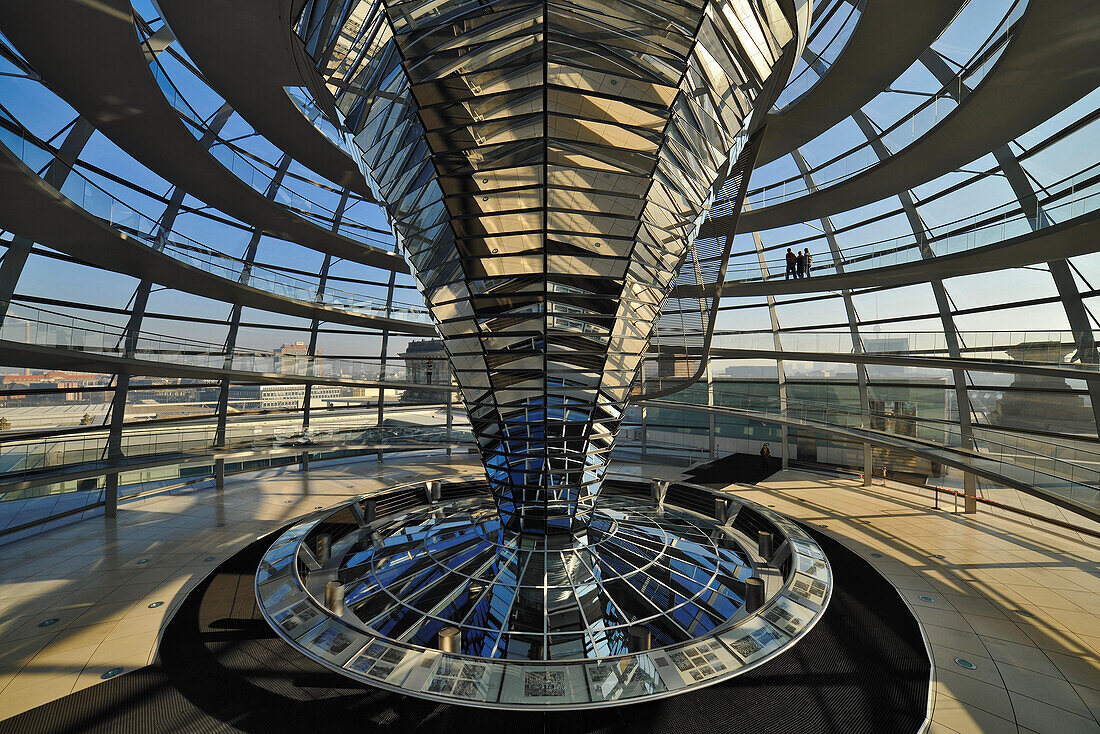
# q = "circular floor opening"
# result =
<box><xmin>256</xmin><ymin>481</ymin><xmax>833</xmax><ymax>710</ymax></box>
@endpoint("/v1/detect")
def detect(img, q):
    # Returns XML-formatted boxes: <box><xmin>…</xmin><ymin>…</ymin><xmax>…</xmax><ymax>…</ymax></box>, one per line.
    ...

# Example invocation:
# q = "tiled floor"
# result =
<box><xmin>0</xmin><ymin>453</ymin><xmax>484</xmax><ymax>719</ymax></box>
<box><xmin>731</xmin><ymin>470</ymin><xmax>1100</xmax><ymax>734</ymax></box>
<box><xmin>0</xmin><ymin>458</ymin><xmax>1097</xmax><ymax>733</ymax></box>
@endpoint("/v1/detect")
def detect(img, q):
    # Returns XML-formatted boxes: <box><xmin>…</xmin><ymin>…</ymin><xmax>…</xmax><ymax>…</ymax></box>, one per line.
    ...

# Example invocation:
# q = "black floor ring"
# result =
<box><xmin>0</xmin><ymin>519</ymin><xmax>930</xmax><ymax>733</ymax></box>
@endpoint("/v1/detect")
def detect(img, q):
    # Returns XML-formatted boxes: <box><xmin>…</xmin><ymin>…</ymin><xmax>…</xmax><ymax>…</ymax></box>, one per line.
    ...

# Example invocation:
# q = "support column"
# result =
<box><xmin>639</xmin><ymin>367</ymin><xmax>649</xmax><ymax>461</ymax></box>
<box><xmin>963</xmin><ymin>472</ymin><xmax>978</xmax><ymax>513</ymax></box>
<box><xmin>446</xmin><ymin>390</ymin><xmax>454</xmax><ymax>456</ymax></box>
<box><xmin>793</xmin><ymin>151</ymin><xmax>871</xmax><ymax>478</ymax></box>
<box><xmin>300</xmin><ymin>249</ymin><xmax>330</xmax><ymax>440</ymax></box>
<box><xmin>301</xmin><ymin>189</ymin><xmax>349</xmax><ymax>464</ymax></box>
<box><xmin>707</xmin><ymin>359</ymin><xmax>717</xmax><ymax>459</ymax></box>
<box><xmin>213</xmin><ymin>150</ymin><xmax>289</xmax><ymax>470</ymax></box>
<box><xmin>103</xmin><ymin>373</ymin><xmax>128</xmax><ymax>519</ymax></box>
<box><xmin>786</xmin><ymin>47</ymin><xmax>983</xmax><ymax>496</ymax></box>
<box><xmin>990</xmin><ymin>144</ymin><xmax>1100</xmax><ymax>433</ymax></box>
<box><xmin>376</xmin><ymin>229</ymin><xmax>400</xmax><ymax>463</ymax></box>
<box><xmin>780</xmin><ymin>425</ymin><xmax>789</xmax><ymax>470</ymax></box>
<box><xmin>101</xmin><ymin>97</ymin><xmax>222</xmax><ymax>514</ymax></box>
<box><xmin>850</xmin><ymin>101</ymin><xmax>982</xmax><ymax>502</ymax></box>
<box><xmin>746</xmin><ymin>217</ymin><xmax>789</xmax><ymax>469</ymax></box>
<box><xmin>103</xmin><ymin>279</ymin><xmax>152</xmax><ymax>517</ymax></box>
<box><xmin>916</xmin><ymin>50</ymin><xmax>1087</xmax><ymax>505</ymax></box>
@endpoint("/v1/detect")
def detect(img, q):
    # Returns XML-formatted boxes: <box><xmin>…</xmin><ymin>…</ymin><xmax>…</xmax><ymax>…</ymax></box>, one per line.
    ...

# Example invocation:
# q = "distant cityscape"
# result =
<box><xmin>2</xmin><ymin>337</ymin><xmax>1083</xmax><ymax>436</ymax></box>
<box><xmin>0</xmin><ymin>340</ymin><xmax>451</xmax><ymax>432</ymax></box>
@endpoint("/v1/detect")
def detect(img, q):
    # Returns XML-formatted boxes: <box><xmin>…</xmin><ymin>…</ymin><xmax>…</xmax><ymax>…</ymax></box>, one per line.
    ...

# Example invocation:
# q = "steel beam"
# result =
<box><xmin>302</xmin><ymin>188</ymin><xmax>349</xmax><ymax>437</ymax></box>
<box><xmin>791</xmin><ymin>150</ymin><xmax>872</xmax><ymax>481</ymax></box>
<box><xmin>0</xmin><ymin>117</ymin><xmax>94</xmax><ymax>323</ymax></box>
<box><xmin>103</xmin><ymin>279</ymin><xmax>152</xmax><ymax>517</ymax></box>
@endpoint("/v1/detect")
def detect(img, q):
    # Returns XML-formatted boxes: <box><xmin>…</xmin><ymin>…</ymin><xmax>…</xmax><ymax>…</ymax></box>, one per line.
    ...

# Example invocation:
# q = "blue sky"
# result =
<box><xmin>1</xmin><ymin>0</ymin><xmax>1098</xmax><ymax>364</ymax></box>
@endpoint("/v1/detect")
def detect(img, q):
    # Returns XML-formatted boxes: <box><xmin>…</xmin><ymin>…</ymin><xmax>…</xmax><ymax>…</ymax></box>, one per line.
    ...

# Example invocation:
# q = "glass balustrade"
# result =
<box><xmin>284</xmin><ymin>85</ymin><xmax>360</xmax><ymax>161</ymax></box>
<box><xmin>718</xmin><ymin>163</ymin><xmax>1100</xmax><ymax>283</ymax></box>
<box><xmin>722</xmin><ymin>0</ymin><xmax>1029</xmax><ymax>212</ymax></box>
<box><xmin>644</xmin><ymin>392</ymin><xmax>1099</xmax><ymax>513</ymax></box>
<box><xmin>0</xmin><ymin>411</ymin><xmax>471</xmax><ymax>500</ymax></box>
<box><xmin>0</xmin><ymin>301</ymin><xmax>411</xmax><ymax>381</ymax></box>
<box><xmin>0</xmin><ymin>123</ymin><xmax>431</xmax><ymax>325</ymax></box>
<box><xmin>707</xmin><ymin>328</ymin><xmax>1100</xmax><ymax>370</ymax></box>
<box><xmin>774</xmin><ymin>1</ymin><xmax>862</xmax><ymax>110</ymax></box>
<box><xmin>4</xmin><ymin>370</ymin><xmax>1098</xmax><ymax>527</ymax></box>
<box><xmin>142</xmin><ymin>37</ymin><xmax>393</xmax><ymax>251</ymax></box>
<box><xmin>6</xmin><ymin>297</ymin><xmax>1096</xmax><ymax>484</ymax></box>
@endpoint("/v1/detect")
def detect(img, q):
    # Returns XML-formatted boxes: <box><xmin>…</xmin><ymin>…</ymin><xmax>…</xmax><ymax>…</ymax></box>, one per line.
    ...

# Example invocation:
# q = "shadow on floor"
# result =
<box><xmin>0</xmin><ymin>523</ymin><xmax>929</xmax><ymax>734</ymax></box>
<box><xmin>686</xmin><ymin>453</ymin><xmax>782</xmax><ymax>488</ymax></box>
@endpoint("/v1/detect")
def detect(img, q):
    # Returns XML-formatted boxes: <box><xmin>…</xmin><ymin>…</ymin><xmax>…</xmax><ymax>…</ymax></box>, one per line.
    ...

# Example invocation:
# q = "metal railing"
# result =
<box><xmin>719</xmin><ymin>163</ymin><xmax>1099</xmax><ymax>283</ymax></box>
<box><xmin>708</xmin><ymin>328</ymin><xmax>1099</xmax><ymax>370</ymax></box>
<box><xmin>0</xmin><ymin>121</ymin><xmax>431</xmax><ymax>327</ymax></box>
<box><xmin>774</xmin><ymin>0</ymin><xmax>862</xmax><ymax>109</ymax></box>
<box><xmin>0</xmin><ymin>301</ymin><xmax>403</xmax><ymax>381</ymax></box>
<box><xmin>142</xmin><ymin>34</ymin><xmax>389</xmax><ymax>249</ymax></box>
<box><xmin>646</xmin><ymin>391</ymin><xmax>1099</xmax><ymax>513</ymax></box>
<box><xmin>717</xmin><ymin>0</ymin><xmax>1028</xmax><ymax>212</ymax></box>
<box><xmin>0</xmin><ymin>408</ymin><xmax>471</xmax><ymax>522</ymax></box>
<box><xmin>3</xmin><ymin>382</ymin><xmax>1098</xmax><ymax>529</ymax></box>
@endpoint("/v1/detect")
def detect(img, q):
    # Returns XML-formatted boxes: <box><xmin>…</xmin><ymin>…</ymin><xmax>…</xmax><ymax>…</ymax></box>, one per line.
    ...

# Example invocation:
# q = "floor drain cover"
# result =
<box><xmin>918</xmin><ymin>595</ymin><xmax>934</xmax><ymax>603</ymax></box>
<box><xmin>954</xmin><ymin>658</ymin><xmax>976</xmax><ymax>670</ymax></box>
<box><xmin>38</xmin><ymin>618</ymin><xmax>59</xmax><ymax>627</ymax></box>
<box><xmin>136</xmin><ymin>559</ymin><xmax>148</xmax><ymax>564</ymax></box>
<box><xmin>870</xmin><ymin>552</ymin><xmax>882</xmax><ymax>558</ymax></box>
<box><xmin>148</xmin><ymin>601</ymin><xmax>164</xmax><ymax>609</ymax></box>
<box><xmin>101</xmin><ymin>667</ymin><xmax>124</xmax><ymax>679</ymax></box>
